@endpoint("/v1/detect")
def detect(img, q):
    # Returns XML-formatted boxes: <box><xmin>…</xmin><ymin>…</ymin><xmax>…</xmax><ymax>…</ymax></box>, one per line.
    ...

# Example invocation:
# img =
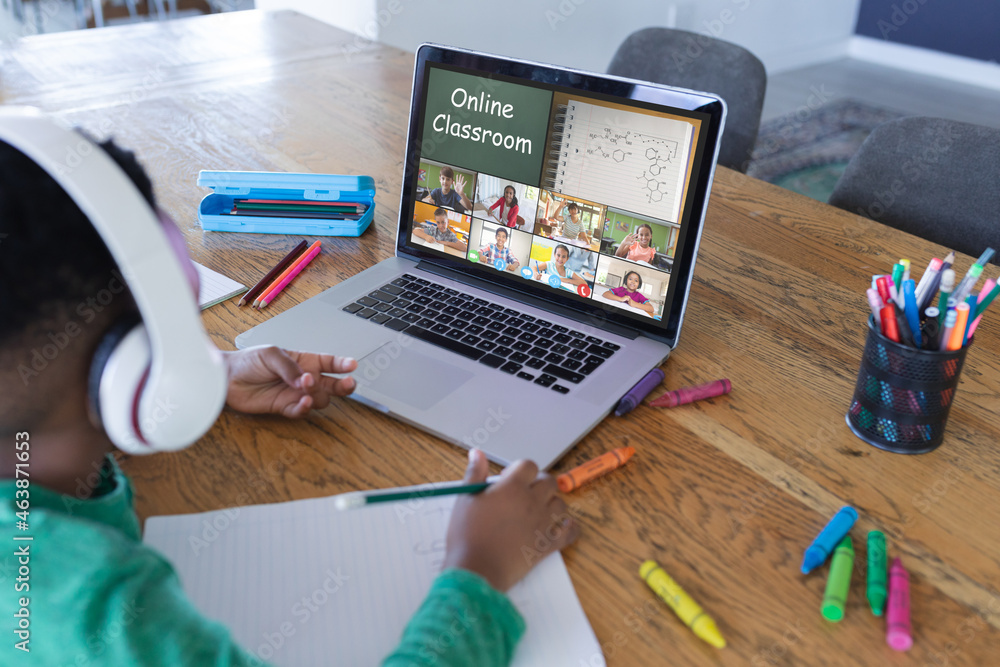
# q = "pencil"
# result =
<box><xmin>239</xmin><ymin>240</ymin><xmax>308</xmax><ymax>306</ymax></box>
<box><xmin>258</xmin><ymin>242</ymin><xmax>322</xmax><ymax>308</ymax></box>
<box><xmin>254</xmin><ymin>240</ymin><xmax>321</xmax><ymax>307</ymax></box>
<box><xmin>334</xmin><ymin>480</ymin><xmax>493</xmax><ymax>510</ymax></box>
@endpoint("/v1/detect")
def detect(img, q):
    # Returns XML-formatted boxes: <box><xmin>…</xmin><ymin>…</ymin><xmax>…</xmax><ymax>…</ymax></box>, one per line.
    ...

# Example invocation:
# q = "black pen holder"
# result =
<box><xmin>846</xmin><ymin>316</ymin><xmax>970</xmax><ymax>454</ymax></box>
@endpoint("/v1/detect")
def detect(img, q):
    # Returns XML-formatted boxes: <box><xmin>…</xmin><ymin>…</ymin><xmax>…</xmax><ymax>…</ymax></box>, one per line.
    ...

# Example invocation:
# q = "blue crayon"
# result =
<box><xmin>801</xmin><ymin>506</ymin><xmax>859</xmax><ymax>574</ymax></box>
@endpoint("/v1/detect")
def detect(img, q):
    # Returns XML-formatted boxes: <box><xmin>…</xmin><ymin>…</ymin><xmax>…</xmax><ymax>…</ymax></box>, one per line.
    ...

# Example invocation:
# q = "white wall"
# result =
<box><xmin>255</xmin><ymin>0</ymin><xmax>862</xmax><ymax>74</ymax></box>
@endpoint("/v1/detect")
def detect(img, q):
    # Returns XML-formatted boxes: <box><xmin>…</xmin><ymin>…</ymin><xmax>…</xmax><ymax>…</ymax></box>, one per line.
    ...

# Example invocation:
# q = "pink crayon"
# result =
<box><xmin>886</xmin><ymin>557</ymin><xmax>913</xmax><ymax>651</ymax></box>
<box><xmin>649</xmin><ymin>379</ymin><xmax>732</xmax><ymax>408</ymax></box>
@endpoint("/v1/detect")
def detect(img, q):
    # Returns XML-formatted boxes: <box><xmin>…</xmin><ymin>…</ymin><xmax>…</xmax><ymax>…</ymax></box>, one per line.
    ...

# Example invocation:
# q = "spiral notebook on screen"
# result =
<box><xmin>542</xmin><ymin>100</ymin><xmax>696</xmax><ymax>223</ymax></box>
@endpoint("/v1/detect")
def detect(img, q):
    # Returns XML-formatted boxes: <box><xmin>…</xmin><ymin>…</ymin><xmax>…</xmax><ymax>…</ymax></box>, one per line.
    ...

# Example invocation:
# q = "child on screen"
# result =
<box><xmin>602</xmin><ymin>270</ymin><xmax>655</xmax><ymax>315</ymax></box>
<box><xmin>615</xmin><ymin>223</ymin><xmax>657</xmax><ymax>263</ymax></box>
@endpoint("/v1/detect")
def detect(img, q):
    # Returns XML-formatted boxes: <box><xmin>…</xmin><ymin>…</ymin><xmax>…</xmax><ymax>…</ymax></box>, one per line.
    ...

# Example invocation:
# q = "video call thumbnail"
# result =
<box><xmin>417</xmin><ymin>159</ymin><xmax>477</xmax><ymax>216</ymax></box>
<box><xmin>594</xmin><ymin>255</ymin><xmax>667</xmax><ymax>319</ymax></box>
<box><xmin>410</xmin><ymin>201</ymin><xmax>471</xmax><ymax>256</ymax></box>
<box><xmin>527</xmin><ymin>237</ymin><xmax>595</xmax><ymax>298</ymax></box>
<box><xmin>533</xmin><ymin>190</ymin><xmax>605</xmax><ymax>252</ymax></box>
<box><xmin>468</xmin><ymin>219</ymin><xmax>531</xmax><ymax>273</ymax></box>
<box><xmin>471</xmin><ymin>175</ymin><xmax>539</xmax><ymax>231</ymax></box>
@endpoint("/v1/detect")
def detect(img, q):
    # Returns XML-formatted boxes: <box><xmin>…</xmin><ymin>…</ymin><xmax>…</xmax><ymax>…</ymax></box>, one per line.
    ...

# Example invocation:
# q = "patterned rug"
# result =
<box><xmin>747</xmin><ymin>99</ymin><xmax>906</xmax><ymax>203</ymax></box>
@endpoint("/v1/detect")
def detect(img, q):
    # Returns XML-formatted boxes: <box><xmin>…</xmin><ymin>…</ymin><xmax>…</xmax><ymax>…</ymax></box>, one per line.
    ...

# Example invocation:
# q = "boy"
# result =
<box><xmin>421</xmin><ymin>166</ymin><xmax>472</xmax><ymax>214</ymax></box>
<box><xmin>0</xmin><ymin>129</ymin><xmax>578</xmax><ymax>665</ymax></box>
<box><xmin>478</xmin><ymin>226</ymin><xmax>520</xmax><ymax>272</ymax></box>
<box><xmin>413</xmin><ymin>207</ymin><xmax>468</xmax><ymax>252</ymax></box>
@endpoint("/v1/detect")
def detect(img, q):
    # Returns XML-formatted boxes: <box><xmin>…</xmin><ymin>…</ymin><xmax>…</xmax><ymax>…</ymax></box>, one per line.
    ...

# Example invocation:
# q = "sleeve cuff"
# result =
<box><xmin>432</xmin><ymin>568</ymin><xmax>525</xmax><ymax>645</ymax></box>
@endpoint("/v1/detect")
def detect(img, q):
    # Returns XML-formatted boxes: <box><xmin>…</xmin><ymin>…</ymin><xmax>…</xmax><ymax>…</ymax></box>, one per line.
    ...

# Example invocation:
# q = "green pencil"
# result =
<box><xmin>334</xmin><ymin>480</ymin><xmax>493</xmax><ymax>510</ymax></box>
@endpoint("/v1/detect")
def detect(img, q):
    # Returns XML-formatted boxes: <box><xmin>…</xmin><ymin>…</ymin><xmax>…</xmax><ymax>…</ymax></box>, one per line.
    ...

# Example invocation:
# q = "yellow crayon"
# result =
<box><xmin>639</xmin><ymin>560</ymin><xmax>726</xmax><ymax>648</ymax></box>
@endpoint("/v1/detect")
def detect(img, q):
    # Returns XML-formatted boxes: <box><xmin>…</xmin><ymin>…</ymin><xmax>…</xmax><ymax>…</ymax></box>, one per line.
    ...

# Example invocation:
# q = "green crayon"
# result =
<box><xmin>867</xmin><ymin>531</ymin><xmax>888</xmax><ymax>616</ymax></box>
<box><xmin>822</xmin><ymin>535</ymin><xmax>855</xmax><ymax>622</ymax></box>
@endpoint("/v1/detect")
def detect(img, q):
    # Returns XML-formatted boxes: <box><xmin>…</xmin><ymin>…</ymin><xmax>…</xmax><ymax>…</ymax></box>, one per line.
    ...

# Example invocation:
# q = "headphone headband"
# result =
<box><xmin>0</xmin><ymin>107</ymin><xmax>227</xmax><ymax>452</ymax></box>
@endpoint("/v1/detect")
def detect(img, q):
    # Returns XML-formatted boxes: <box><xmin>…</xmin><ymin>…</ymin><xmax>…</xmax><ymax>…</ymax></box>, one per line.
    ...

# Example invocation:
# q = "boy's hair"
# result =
<box><xmin>624</xmin><ymin>270</ymin><xmax>643</xmax><ymax>289</ymax></box>
<box><xmin>440</xmin><ymin>166</ymin><xmax>455</xmax><ymax>180</ymax></box>
<box><xmin>434</xmin><ymin>207</ymin><xmax>448</xmax><ymax>218</ymax></box>
<box><xmin>494</xmin><ymin>227</ymin><xmax>508</xmax><ymax>240</ymax></box>
<box><xmin>0</xmin><ymin>137</ymin><xmax>153</xmax><ymax>350</ymax></box>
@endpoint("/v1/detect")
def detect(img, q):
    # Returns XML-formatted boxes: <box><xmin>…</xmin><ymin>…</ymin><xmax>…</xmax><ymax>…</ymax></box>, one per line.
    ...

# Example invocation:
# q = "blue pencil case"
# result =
<box><xmin>196</xmin><ymin>170</ymin><xmax>375</xmax><ymax>236</ymax></box>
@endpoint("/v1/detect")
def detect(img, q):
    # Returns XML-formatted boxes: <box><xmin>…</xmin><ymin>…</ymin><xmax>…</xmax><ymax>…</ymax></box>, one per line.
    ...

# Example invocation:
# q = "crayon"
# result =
<box><xmin>867</xmin><ymin>531</ymin><xmax>888</xmax><ymax>615</ymax></box>
<box><xmin>886</xmin><ymin>558</ymin><xmax>913</xmax><ymax>651</ymax></box>
<box><xmin>557</xmin><ymin>446</ymin><xmax>635</xmax><ymax>493</ymax></box>
<box><xmin>639</xmin><ymin>560</ymin><xmax>726</xmax><ymax>648</ymax></box>
<box><xmin>822</xmin><ymin>535</ymin><xmax>855</xmax><ymax>622</ymax></box>
<box><xmin>801</xmin><ymin>506</ymin><xmax>858</xmax><ymax>574</ymax></box>
<box><xmin>615</xmin><ymin>368</ymin><xmax>664</xmax><ymax>416</ymax></box>
<box><xmin>649</xmin><ymin>379</ymin><xmax>731</xmax><ymax>408</ymax></box>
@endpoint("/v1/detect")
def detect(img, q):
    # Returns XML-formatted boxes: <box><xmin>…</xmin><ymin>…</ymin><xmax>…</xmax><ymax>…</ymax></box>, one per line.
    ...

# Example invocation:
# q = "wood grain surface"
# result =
<box><xmin>4</xmin><ymin>10</ymin><xmax>999</xmax><ymax>665</ymax></box>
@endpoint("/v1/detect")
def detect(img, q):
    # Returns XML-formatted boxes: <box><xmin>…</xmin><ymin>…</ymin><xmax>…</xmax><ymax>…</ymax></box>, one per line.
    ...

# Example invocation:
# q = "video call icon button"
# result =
<box><xmin>494</xmin><ymin>259</ymin><xmax>507</xmax><ymax>271</ymax></box>
<box><xmin>576</xmin><ymin>284</ymin><xmax>591</xmax><ymax>298</ymax></box>
<box><xmin>546</xmin><ymin>274</ymin><xmax>561</xmax><ymax>289</ymax></box>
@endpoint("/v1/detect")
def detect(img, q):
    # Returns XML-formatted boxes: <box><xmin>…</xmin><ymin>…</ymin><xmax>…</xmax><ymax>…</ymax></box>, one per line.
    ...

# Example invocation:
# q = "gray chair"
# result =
<box><xmin>829</xmin><ymin>117</ymin><xmax>1000</xmax><ymax>263</ymax></box>
<box><xmin>608</xmin><ymin>27</ymin><xmax>766</xmax><ymax>173</ymax></box>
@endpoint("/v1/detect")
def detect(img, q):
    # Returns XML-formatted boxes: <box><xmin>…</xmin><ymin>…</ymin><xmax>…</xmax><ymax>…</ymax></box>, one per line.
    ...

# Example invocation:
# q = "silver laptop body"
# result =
<box><xmin>236</xmin><ymin>44</ymin><xmax>726</xmax><ymax>470</ymax></box>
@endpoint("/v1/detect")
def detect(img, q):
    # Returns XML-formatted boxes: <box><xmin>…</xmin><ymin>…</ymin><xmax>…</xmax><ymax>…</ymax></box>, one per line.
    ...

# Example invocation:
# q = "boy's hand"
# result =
<box><xmin>443</xmin><ymin>449</ymin><xmax>580</xmax><ymax>592</ymax></box>
<box><xmin>223</xmin><ymin>346</ymin><xmax>357</xmax><ymax>418</ymax></box>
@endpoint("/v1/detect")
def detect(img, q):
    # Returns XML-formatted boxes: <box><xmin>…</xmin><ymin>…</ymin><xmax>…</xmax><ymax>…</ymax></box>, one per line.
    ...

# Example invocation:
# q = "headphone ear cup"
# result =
<box><xmin>88</xmin><ymin>315</ymin><xmax>153</xmax><ymax>455</ymax></box>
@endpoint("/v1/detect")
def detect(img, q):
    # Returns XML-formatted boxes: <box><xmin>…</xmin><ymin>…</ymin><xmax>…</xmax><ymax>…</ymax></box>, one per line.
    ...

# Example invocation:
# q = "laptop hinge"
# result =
<box><xmin>416</xmin><ymin>261</ymin><xmax>642</xmax><ymax>340</ymax></box>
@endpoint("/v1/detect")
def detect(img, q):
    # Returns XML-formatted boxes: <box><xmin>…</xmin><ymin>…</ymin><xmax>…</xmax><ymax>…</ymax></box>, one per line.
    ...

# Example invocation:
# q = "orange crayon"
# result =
<box><xmin>557</xmin><ymin>446</ymin><xmax>635</xmax><ymax>493</ymax></box>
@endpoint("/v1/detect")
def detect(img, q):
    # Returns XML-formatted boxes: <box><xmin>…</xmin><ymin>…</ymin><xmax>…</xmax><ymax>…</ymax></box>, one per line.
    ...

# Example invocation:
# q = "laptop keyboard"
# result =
<box><xmin>342</xmin><ymin>273</ymin><xmax>620</xmax><ymax>394</ymax></box>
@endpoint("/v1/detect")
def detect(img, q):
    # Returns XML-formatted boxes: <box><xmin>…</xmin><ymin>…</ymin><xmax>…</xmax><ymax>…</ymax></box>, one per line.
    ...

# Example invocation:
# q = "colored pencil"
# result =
<box><xmin>259</xmin><ymin>242</ymin><xmax>322</xmax><ymax>308</ymax></box>
<box><xmin>253</xmin><ymin>240</ymin><xmax>321</xmax><ymax>307</ymax></box>
<box><xmin>238</xmin><ymin>240</ymin><xmax>307</xmax><ymax>306</ymax></box>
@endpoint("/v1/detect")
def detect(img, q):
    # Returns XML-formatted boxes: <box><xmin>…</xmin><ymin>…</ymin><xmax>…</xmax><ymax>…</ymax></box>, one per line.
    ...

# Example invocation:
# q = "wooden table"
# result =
<box><xmin>5</xmin><ymin>10</ymin><xmax>1000</xmax><ymax>665</ymax></box>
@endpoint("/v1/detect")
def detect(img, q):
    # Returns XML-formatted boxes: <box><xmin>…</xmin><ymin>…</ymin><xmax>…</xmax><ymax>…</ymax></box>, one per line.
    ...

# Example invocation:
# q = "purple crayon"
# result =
<box><xmin>801</xmin><ymin>506</ymin><xmax>858</xmax><ymax>574</ymax></box>
<box><xmin>649</xmin><ymin>378</ymin><xmax>732</xmax><ymax>408</ymax></box>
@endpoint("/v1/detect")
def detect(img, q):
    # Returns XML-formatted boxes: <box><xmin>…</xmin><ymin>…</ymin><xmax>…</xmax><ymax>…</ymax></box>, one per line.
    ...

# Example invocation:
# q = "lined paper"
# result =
<box><xmin>551</xmin><ymin>100</ymin><xmax>695</xmax><ymax>222</ymax></box>
<box><xmin>194</xmin><ymin>262</ymin><xmax>245</xmax><ymax>309</ymax></box>
<box><xmin>144</xmin><ymin>493</ymin><xmax>604</xmax><ymax>666</ymax></box>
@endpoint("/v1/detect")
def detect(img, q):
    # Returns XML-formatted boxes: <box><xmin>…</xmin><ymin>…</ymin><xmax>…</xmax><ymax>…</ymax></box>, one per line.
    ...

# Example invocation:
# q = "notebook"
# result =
<box><xmin>194</xmin><ymin>261</ymin><xmax>245</xmax><ymax>309</ymax></box>
<box><xmin>542</xmin><ymin>99</ymin><xmax>696</xmax><ymax>223</ymax></box>
<box><xmin>234</xmin><ymin>45</ymin><xmax>727</xmax><ymax>470</ymax></box>
<box><xmin>143</xmin><ymin>491</ymin><xmax>604</xmax><ymax>666</ymax></box>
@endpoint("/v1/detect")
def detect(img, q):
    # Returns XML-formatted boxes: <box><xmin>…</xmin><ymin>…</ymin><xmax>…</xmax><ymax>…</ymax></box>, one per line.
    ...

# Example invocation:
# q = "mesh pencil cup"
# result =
<box><xmin>846</xmin><ymin>316</ymin><xmax>970</xmax><ymax>454</ymax></box>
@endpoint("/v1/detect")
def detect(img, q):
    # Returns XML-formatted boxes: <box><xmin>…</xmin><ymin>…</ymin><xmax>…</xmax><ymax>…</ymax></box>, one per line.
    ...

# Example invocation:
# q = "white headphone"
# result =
<box><xmin>0</xmin><ymin>107</ymin><xmax>228</xmax><ymax>454</ymax></box>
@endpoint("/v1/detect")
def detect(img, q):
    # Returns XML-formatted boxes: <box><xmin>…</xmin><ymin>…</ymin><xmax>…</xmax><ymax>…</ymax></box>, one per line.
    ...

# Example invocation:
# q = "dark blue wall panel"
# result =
<box><xmin>855</xmin><ymin>0</ymin><xmax>999</xmax><ymax>63</ymax></box>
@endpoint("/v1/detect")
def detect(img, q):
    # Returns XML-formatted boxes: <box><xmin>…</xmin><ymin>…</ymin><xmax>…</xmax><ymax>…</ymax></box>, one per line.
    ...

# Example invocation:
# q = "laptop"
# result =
<box><xmin>235</xmin><ymin>44</ymin><xmax>726</xmax><ymax>470</ymax></box>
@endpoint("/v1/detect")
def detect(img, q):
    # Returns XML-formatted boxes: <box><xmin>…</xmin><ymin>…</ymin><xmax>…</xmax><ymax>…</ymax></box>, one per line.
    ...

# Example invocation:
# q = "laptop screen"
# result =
<box><xmin>397</xmin><ymin>45</ymin><xmax>725</xmax><ymax>344</ymax></box>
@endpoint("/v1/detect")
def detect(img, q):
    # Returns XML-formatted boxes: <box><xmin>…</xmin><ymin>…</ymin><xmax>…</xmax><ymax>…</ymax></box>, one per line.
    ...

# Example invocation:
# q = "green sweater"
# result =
<box><xmin>0</xmin><ymin>457</ymin><xmax>524</xmax><ymax>666</ymax></box>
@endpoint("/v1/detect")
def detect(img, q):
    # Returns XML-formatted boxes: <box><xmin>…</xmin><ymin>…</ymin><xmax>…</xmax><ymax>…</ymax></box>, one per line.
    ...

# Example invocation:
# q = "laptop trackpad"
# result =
<box><xmin>356</xmin><ymin>344</ymin><xmax>473</xmax><ymax>411</ymax></box>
